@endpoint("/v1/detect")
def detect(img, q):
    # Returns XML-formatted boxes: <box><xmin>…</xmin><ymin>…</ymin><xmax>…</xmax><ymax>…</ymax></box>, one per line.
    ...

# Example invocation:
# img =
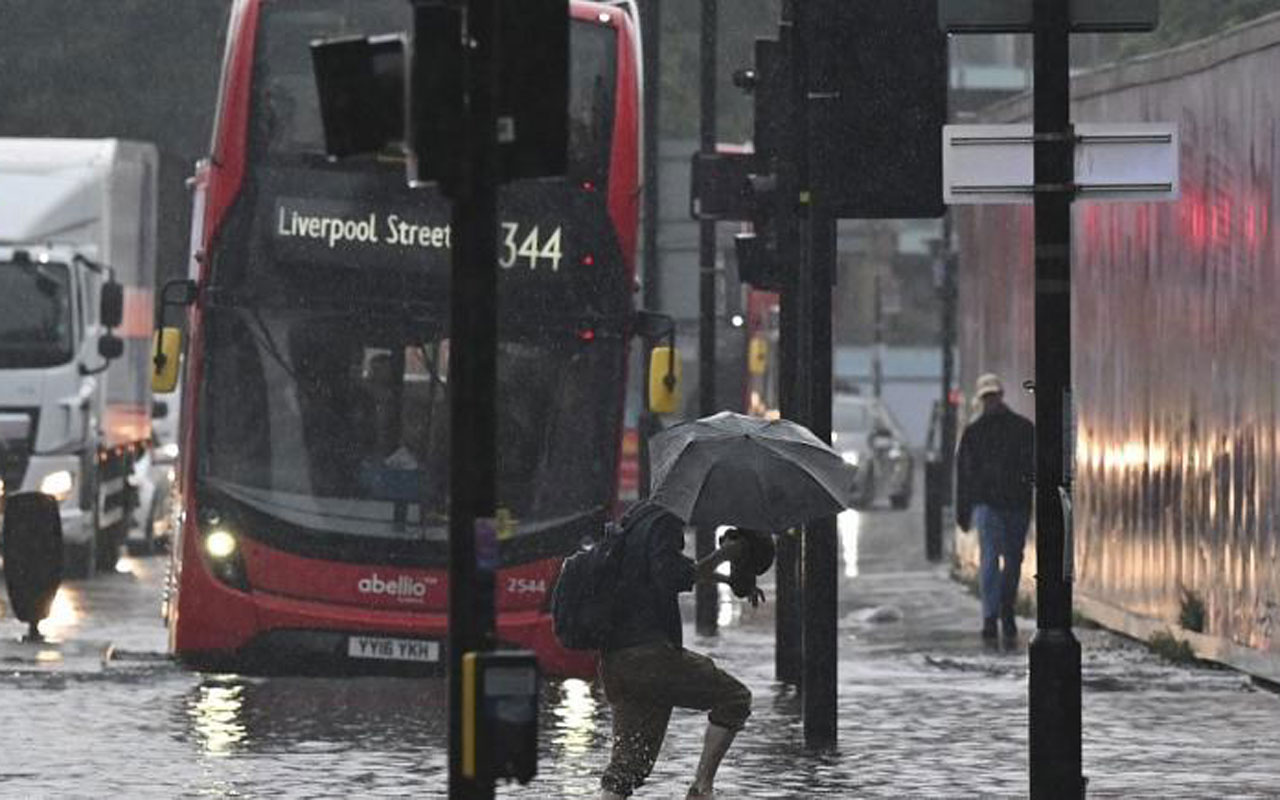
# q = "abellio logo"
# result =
<box><xmin>357</xmin><ymin>573</ymin><xmax>435</xmax><ymax>604</ymax></box>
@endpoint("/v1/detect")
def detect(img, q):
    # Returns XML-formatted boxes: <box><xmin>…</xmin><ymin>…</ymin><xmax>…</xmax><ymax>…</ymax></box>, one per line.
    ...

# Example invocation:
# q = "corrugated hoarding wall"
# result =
<box><xmin>956</xmin><ymin>15</ymin><xmax>1280</xmax><ymax>673</ymax></box>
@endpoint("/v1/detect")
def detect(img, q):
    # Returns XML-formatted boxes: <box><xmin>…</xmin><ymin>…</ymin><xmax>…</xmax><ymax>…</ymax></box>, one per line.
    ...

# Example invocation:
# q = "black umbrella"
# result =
<box><xmin>648</xmin><ymin>411</ymin><xmax>856</xmax><ymax>531</ymax></box>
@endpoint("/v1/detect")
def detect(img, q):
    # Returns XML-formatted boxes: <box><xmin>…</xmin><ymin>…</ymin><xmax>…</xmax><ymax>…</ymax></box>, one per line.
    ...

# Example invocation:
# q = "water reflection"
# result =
<box><xmin>838</xmin><ymin>510</ymin><xmax>862</xmax><ymax>578</ymax></box>
<box><xmin>550</xmin><ymin>678</ymin><xmax>597</xmax><ymax>757</ymax></box>
<box><xmin>40</xmin><ymin>586</ymin><xmax>82</xmax><ymax>640</ymax></box>
<box><xmin>188</xmin><ymin>680</ymin><xmax>247</xmax><ymax>756</ymax></box>
<box><xmin>178</xmin><ymin>676</ymin><xmax>449</xmax><ymax>757</ymax></box>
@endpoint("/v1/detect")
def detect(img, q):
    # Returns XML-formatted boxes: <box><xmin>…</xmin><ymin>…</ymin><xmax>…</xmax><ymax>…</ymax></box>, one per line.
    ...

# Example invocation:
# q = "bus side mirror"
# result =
<box><xmin>100</xmin><ymin>280</ymin><xmax>124</xmax><ymax>329</ymax></box>
<box><xmin>152</xmin><ymin>328</ymin><xmax>183</xmax><ymax>394</ymax></box>
<box><xmin>748</xmin><ymin>336</ymin><xmax>768</xmax><ymax>376</ymax></box>
<box><xmin>648</xmin><ymin>346</ymin><xmax>681</xmax><ymax>415</ymax></box>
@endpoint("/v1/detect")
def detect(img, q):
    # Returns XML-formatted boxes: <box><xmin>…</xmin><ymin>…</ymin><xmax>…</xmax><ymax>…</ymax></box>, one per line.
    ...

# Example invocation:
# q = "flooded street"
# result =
<box><xmin>3</xmin><ymin>492</ymin><xmax>1280</xmax><ymax>798</ymax></box>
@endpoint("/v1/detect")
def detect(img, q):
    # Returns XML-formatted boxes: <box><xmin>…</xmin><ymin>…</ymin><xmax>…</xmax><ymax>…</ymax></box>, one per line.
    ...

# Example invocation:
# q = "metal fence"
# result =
<box><xmin>955</xmin><ymin>13</ymin><xmax>1280</xmax><ymax>674</ymax></box>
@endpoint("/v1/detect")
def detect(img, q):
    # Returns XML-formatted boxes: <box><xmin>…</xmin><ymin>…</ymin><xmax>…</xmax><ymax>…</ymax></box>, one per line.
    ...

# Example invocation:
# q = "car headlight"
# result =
<box><xmin>888</xmin><ymin>447</ymin><xmax>905</xmax><ymax>460</ymax></box>
<box><xmin>39</xmin><ymin>470</ymin><xmax>76</xmax><ymax>502</ymax></box>
<box><xmin>841</xmin><ymin>450</ymin><xmax>860</xmax><ymax>466</ymax></box>
<box><xmin>157</xmin><ymin>443</ymin><xmax>180</xmax><ymax>461</ymax></box>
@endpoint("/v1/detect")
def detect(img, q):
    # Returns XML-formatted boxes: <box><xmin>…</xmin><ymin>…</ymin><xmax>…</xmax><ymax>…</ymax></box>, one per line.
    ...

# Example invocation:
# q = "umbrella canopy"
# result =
<box><xmin>648</xmin><ymin>411</ymin><xmax>856</xmax><ymax>531</ymax></box>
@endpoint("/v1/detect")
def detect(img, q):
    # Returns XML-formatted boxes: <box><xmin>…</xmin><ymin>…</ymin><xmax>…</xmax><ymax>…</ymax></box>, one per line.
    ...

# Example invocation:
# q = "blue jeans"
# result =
<box><xmin>974</xmin><ymin>504</ymin><xmax>1030</xmax><ymax>621</ymax></box>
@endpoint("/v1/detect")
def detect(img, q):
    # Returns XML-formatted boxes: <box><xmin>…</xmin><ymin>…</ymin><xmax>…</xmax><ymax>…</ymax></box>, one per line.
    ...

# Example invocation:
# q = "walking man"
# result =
<box><xmin>956</xmin><ymin>373</ymin><xmax>1035</xmax><ymax>641</ymax></box>
<box><xmin>599</xmin><ymin>499</ymin><xmax>754</xmax><ymax>799</ymax></box>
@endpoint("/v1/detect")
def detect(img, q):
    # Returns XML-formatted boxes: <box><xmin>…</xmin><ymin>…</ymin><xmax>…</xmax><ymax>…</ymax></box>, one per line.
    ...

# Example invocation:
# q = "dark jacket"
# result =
<box><xmin>956</xmin><ymin>404</ymin><xmax>1035</xmax><ymax>529</ymax></box>
<box><xmin>604</xmin><ymin>500</ymin><xmax>697</xmax><ymax>651</ymax></box>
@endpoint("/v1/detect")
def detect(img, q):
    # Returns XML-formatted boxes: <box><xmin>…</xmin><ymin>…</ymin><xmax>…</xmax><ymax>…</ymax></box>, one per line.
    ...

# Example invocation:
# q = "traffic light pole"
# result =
<box><xmin>939</xmin><ymin>213</ymin><xmax>957</xmax><ymax>506</ymax></box>
<box><xmin>641</xmin><ymin>0</ymin><xmax>662</xmax><ymax>313</ymax></box>
<box><xmin>798</xmin><ymin>0</ymin><xmax>838</xmax><ymax>744</ymax></box>
<box><xmin>773</xmin><ymin>1</ymin><xmax>803</xmax><ymax>688</ymax></box>
<box><xmin>447</xmin><ymin>0</ymin><xmax>500</xmax><ymax>797</ymax></box>
<box><xmin>695</xmin><ymin>0</ymin><xmax>719</xmax><ymax>637</ymax></box>
<box><xmin>1028</xmin><ymin>0</ymin><xmax>1083</xmax><ymax>796</ymax></box>
<box><xmin>800</xmin><ymin>210</ymin><xmax>838</xmax><ymax>748</ymax></box>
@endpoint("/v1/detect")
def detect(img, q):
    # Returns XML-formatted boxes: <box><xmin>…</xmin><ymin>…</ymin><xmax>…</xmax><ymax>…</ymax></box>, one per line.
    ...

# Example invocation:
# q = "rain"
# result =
<box><xmin>3</xmin><ymin>1</ymin><xmax>1280</xmax><ymax>798</ymax></box>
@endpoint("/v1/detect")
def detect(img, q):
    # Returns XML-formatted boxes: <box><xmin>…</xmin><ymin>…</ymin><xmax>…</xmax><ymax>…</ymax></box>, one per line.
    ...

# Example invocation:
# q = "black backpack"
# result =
<box><xmin>551</xmin><ymin>520</ymin><xmax>628</xmax><ymax>651</ymax></box>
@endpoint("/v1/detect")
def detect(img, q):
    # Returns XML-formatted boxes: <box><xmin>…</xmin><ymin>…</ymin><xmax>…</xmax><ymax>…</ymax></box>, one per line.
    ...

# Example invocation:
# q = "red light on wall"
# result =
<box><xmin>582</xmin><ymin>253</ymin><xmax>595</xmax><ymax>266</ymax></box>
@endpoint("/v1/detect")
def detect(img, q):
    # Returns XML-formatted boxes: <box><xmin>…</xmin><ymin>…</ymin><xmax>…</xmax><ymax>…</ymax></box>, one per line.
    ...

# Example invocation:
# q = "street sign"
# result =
<box><xmin>942</xmin><ymin>123</ymin><xmax>1179</xmax><ymax>204</ymax></box>
<box><xmin>939</xmin><ymin>0</ymin><xmax>1158</xmax><ymax>34</ymax></box>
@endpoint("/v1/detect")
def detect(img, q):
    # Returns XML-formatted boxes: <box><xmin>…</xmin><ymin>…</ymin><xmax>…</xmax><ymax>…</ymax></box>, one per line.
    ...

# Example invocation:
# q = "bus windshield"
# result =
<box><xmin>255</xmin><ymin>0</ymin><xmax>617</xmax><ymax>183</ymax></box>
<box><xmin>200</xmin><ymin>301</ymin><xmax>623</xmax><ymax>540</ymax></box>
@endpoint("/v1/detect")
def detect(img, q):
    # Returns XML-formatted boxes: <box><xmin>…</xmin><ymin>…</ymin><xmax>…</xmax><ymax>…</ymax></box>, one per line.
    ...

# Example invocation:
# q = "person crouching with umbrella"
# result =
<box><xmin>598</xmin><ymin>499</ymin><xmax>770</xmax><ymax>800</ymax></box>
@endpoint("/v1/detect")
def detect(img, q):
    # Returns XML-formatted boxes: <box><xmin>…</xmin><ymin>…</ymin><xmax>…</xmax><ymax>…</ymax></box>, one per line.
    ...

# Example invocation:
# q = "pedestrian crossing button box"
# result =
<box><xmin>462</xmin><ymin>650</ymin><xmax>540</xmax><ymax>785</ymax></box>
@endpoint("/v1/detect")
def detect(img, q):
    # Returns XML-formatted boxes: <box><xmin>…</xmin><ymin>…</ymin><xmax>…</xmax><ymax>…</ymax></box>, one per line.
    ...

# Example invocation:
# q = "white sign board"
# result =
<box><xmin>943</xmin><ymin>123</ymin><xmax>1179</xmax><ymax>204</ymax></box>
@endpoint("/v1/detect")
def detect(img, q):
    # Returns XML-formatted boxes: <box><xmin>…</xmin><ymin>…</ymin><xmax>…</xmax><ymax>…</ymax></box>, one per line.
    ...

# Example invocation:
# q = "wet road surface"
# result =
<box><xmin>3</xmin><ymin>489</ymin><xmax>1280</xmax><ymax>798</ymax></box>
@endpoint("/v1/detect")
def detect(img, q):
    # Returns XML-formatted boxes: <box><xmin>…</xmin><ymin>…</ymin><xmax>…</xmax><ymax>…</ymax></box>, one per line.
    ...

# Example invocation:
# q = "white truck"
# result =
<box><xmin>0</xmin><ymin>138</ymin><xmax>158</xmax><ymax>577</ymax></box>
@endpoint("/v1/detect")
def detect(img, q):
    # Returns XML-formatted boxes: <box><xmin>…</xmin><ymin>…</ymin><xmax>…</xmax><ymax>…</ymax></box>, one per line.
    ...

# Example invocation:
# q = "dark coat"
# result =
<box><xmin>956</xmin><ymin>404</ymin><xmax>1035</xmax><ymax>530</ymax></box>
<box><xmin>604</xmin><ymin>500</ymin><xmax>697</xmax><ymax>651</ymax></box>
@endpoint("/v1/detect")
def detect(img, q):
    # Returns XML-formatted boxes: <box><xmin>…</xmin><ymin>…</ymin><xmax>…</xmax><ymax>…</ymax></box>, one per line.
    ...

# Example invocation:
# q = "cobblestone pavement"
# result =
<box><xmin>2</xmin><ymin>490</ymin><xmax>1279</xmax><ymax>798</ymax></box>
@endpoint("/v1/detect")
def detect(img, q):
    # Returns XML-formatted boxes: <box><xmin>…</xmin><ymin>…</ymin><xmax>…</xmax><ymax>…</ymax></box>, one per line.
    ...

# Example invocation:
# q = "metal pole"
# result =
<box><xmin>448</xmin><ymin>0</ymin><xmax>500</xmax><ymax>796</ymax></box>
<box><xmin>695</xmin><ymin>0</ymin><xmax>719</xmax><ymax>637</ymax></box>
<box><xmin>872</xmin><ymin>271</ymin><xmax>883</xmax><ymax>398</ymax></box>
<box><xmin>773</xmin><ymin>0</ymin><xmax>802</xmax><ymax>687</ymax></box>
<box><xmin>641</xmin><ymin>0</ymin><xmax>661</xmax><ymax>312</ymax></box>
<box><xmin>940</xmin><ymin>212</ymin><xmax>957</xmax><ymax>504</ymax></box>
<box><xmin>1029</xmin><ymin>0</ymin><xmax>1083</xmax><ymax>796</ymax></box>
<box><xmin>799</xmin><ymin>0</ymin><xmax>838</xmax><ymax>739</ymax></box>
<box><xmin>801</xmin><ymin>211</ymin><xmax>838</xmax><ymax>748</ymax></box>
<box><xmin>636</xmin><ymin>0</ymin><xmax>662</xmax><ymax>502</ymax></box>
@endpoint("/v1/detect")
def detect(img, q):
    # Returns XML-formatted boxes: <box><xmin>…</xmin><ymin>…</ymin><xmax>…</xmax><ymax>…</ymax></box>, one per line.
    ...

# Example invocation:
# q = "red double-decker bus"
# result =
<box><xmin>156</xmin><ymin>0</ymin><xmax>657</xmax><ymax>677</ymax></box>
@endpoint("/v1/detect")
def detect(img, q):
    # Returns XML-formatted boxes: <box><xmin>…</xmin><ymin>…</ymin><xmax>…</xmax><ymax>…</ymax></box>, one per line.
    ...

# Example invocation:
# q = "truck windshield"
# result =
<box><xmin>199</xmin><ymin>302</ymin><xmax>622</xmax><ymax>541</ymax></box>
<box><xmin>0</xmin><ymin>261</ymin><xmax>74</xmax><ymax>369</ymax></box>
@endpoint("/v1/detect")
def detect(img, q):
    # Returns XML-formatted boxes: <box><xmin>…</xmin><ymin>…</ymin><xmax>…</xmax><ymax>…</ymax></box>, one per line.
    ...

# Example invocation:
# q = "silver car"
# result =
<box><xmin>833</xmin><ymin>393</ymin><xmax>914</xmax><ymax>510</ymax></box>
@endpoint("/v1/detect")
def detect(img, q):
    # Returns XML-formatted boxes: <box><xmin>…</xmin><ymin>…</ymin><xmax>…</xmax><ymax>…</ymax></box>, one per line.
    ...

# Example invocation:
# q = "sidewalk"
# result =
<box><xmin>521</xmin><ymin>501</ymin><xmax>1280</xmax><ymax>799</ymax></box>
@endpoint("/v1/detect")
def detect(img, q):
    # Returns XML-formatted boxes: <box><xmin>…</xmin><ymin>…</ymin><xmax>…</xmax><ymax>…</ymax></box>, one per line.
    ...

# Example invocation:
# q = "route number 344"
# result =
<box><xmin>500</xmin><ymin>224</ymin><xmax>564</xmax><ymax>272</ymax></box>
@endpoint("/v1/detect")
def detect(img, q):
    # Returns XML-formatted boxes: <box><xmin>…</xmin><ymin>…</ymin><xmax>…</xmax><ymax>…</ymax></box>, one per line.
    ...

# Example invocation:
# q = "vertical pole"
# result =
<box><xmin>1029</xmin><ymin>0</ymin><xmax>1082</xmax><ymax>797</ymax></box>
<box><xmin>637</xmin><ymin>0</ymin><xmax>662</xmax><ymax>502</ymax></box>
<box><xmin>872</xmin><ymin>271</ymin><xmax>883</xmax><ymax>398</ymax></box>
<box><xmin>773</xmin><ymin>0</ymin><xmax>802</xmax><ymax>686</ymax></box>
<box><xmin>799</xmin><ymin>0</ymin><xmax>838</xmax><ymax>741</ymax></box>
<box><xmin>940</xmin><ymin>212</ymin><xmax>957</xmax><ymax>505</ymax></box>
<box><xmin>642</xmin><ymin>0</ymin><xmax>662</xmax><ymax>313</ymax></box>
<box><xmin>448</xmin><ymin>0</ymin><xmax>499</xmax><ymax>797</ymax></box>
<box><xmin>801</xmin><ymin>212</ymin><xmax>838</xmax><ymax>748</ymax></box>
<box><xmin>777</xmin><ymin>251</ymin><xmax>804</xmax><ymax>685</ymax></box>
<box><xmin>695</xmin><ymin>0</ymin><xmax>719</xmax><ymax>636</ymax></box>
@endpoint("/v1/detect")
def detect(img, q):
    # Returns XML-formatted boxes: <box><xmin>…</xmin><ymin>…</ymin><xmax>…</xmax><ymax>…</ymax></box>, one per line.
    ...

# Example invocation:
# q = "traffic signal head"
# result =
<box><xmin>311</xmin><ymin>34</ymin><xmax>405</xmax><ymax>159</ymax></box>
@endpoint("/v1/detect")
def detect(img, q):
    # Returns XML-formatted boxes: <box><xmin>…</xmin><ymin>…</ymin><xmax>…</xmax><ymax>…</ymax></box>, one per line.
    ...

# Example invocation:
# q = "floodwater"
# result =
<box><xmin>2</xmin><ymin>494</ymin><xmax>1279</xmax><ymax>798</ymax></box>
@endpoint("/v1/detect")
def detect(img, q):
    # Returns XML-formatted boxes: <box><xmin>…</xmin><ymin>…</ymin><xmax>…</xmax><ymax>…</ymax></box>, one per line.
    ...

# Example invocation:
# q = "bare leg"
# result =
<box><xmin>686</xmin><ymin>723</ymin><xmax>737</xmax><ymax>798</ymax></box>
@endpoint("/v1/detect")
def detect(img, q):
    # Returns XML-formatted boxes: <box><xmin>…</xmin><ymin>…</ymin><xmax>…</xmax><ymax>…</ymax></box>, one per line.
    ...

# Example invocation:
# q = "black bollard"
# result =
<box><xmin>924</xmin><ymin>459</ymin><xmax>943</xmax><ymax>561</ymax></box>
<box><xmin>2</xmin><ymin>492</ymin><xmax>64</xmax><ymax>639</ymax></box>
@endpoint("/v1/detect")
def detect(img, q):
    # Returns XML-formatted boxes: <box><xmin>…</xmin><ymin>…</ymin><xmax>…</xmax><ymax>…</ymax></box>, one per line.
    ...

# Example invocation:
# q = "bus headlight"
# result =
<box><xmin>205</xmin><ymin>529</ymin><xmax>238</xmax><ymax>559</ymax></box>
<box><xmin>203</xmin><ymin>527</ymin><xmax>250</xmax><ymax>591</ymax></box>
<box><xmin>39</xmin><ymin>470</ymin><xmax>76</xmax><ymax>503</ymax></box>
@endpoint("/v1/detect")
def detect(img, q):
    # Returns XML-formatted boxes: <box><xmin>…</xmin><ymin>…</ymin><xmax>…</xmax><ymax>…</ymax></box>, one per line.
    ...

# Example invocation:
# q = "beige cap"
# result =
<box><xmin>975</xmin><ymin>373</ymin><xmax>1004</xmax><ymax>398</ymax></box>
